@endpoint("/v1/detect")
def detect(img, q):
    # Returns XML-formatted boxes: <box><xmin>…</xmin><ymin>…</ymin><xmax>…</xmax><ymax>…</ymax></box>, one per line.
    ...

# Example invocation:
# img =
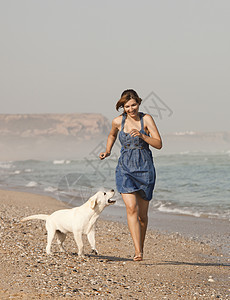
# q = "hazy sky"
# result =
<box><xmin>1</xmin><ymin>0</ymin><xmax>229</xmax><ymax>134</ymax></box>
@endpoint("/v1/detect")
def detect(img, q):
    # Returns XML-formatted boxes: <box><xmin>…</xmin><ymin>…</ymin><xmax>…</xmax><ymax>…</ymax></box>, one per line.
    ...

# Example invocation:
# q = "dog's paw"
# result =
<box><xmin>91</xmin><ymin>249</ymin><xmax>98</xmax><ymax>255</ymax></box>
<box><xmin>78</xmin><ymin>254</ymin><xmax>86</xmax><ymax>261</ymax></box>
<box><xmin>77</xmin><ymin>253</ymin><xmax>85</xmax><ymax>258</ymax></box>
<box><xmin>46</xmin><ymin>245</ymin><xmax>52</xmax><ymax>255</ymax></box>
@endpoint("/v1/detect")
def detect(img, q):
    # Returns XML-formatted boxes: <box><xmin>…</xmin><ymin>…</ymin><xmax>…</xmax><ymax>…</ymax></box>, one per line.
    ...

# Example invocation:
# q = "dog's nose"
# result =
<box><xmin>111</xmin><ymin>189</ymin><xmax>114</xmax><ymax>192</ymax></box>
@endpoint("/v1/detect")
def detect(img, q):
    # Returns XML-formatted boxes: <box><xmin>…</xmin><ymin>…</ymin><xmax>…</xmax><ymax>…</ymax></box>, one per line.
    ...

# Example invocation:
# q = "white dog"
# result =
<box><xmin>21</xmin><ymin>190</ymin><xmax>115</xmax><ymax>257</ymax></box>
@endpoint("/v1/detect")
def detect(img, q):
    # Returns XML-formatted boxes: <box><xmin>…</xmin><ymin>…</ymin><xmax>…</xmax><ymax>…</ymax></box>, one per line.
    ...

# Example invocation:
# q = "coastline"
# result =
<box><xmin>3</xmin><ymin>185</ymin><xmax>230</xmax><ymax>258</ymax></box>
<box><xmin>101</xmin><ymin>205</ymin><xmax>230</xmax><ymax>259</ymax></box>
<box><xmin>0</xmin><ymin>189</ymin><xmax>229</xmax><ymax>299</ymax></box>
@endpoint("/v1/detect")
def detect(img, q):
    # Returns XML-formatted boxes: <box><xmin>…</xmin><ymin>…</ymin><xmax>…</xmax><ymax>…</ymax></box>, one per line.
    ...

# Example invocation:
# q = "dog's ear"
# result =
<box><xmin>90</xmin><ymin>194</ymin><xmax>98</xmax><ymax>209</ymax></box>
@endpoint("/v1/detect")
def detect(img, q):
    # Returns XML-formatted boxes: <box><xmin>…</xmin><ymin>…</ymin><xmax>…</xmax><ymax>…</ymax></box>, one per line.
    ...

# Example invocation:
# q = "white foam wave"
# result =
<box><xmin>26</xmin><ymin>181</ymin><xmax>38</xmax><ymax>187</ymax></box>
<box><xmin>53</xmin><ymin>160</ymin><xmax>72</xmax><ymax>165</ymax></box>
<box><xmin>206</xmin><ymin>212</ymin><xmax>230</xmax><ymax>221</ymax></box>
<box><xmin>53</xmin><ymin>160</ymin><xmax>65</xmax><ymax>164</ymax></box>
<box><xmin>44</xmin><ymin>186</ymin><xmax>57</xmax><ymax>192</ymax></box>
<box><xmin>24</xmin><ymin>169</ymin><xmax>32</xmax><ymax>173</ymax></box>
<box><xmin>0</xmin><ymin>162</ymin><xmax>13</xmax><ymax>169</ymax></box>
<box><xmin>157</xmin><ymin>204</ymin><xmax>201</xmax><ymax>218</ymax></box>
<box><xmin>13</xmin><ymin>170</ymin><xmax>21</xmax><ymax>174</ymax></box>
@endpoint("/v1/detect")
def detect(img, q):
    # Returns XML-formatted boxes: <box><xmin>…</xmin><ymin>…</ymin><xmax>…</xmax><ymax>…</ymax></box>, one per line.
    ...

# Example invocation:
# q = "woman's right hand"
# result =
<box><xmin>99</xmin><ymin>152</ymin><xmax>110</xmax><ymax>160</ymax></box>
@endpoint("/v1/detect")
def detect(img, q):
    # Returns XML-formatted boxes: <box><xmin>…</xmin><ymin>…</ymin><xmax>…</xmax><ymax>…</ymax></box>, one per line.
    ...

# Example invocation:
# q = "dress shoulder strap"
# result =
<box><xmin>140</xmin><ymin>112</ymin><xmax>145</xmax><ymax>131</ymax></box>
<box><xmin>120</xmin><ymin>113</ymin><xmax>127</xmax><ymax>131</ymax></box>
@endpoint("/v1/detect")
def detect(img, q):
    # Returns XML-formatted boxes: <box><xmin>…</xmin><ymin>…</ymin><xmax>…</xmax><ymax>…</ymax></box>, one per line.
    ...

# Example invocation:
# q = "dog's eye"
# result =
<box><xmin>104</xmin><ymin>192</ymin><xmax>106</xmax><ymax>195</ymax></box>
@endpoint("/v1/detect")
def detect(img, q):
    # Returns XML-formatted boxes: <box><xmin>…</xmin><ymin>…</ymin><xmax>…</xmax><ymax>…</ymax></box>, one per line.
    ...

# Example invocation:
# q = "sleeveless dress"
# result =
<box><xmin>116</xmin><ymin>112</ymin><xmax>156</xmax><ymax>201</ymax></box>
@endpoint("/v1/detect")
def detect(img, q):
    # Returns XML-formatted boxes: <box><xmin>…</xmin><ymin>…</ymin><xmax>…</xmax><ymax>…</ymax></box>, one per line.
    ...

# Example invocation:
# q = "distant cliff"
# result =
<box><xmin>0</xmin><ymin>114</ymin><xmax>110</xmax><ymax>139</ymax></box>
<box><xmin>0</xmin><ymin>114</ymin><xmax>111</xmax><ymax>160</ymax></box>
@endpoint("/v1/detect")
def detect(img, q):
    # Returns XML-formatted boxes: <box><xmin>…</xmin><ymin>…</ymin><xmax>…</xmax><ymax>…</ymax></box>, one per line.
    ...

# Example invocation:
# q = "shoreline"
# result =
<box><xmin>2</xmin><ymin>185</ymin><xmax>230</xmax><ymax>259</ymax></box>
<box><xmin>0</xmin><ymin>189</ymin><xmax>229</xmax><ymax>299</ymax></box>
<box><xmin>101</xmin><ymin>205</ymin><xmax>230</xmax><ymax>259</ymax></box>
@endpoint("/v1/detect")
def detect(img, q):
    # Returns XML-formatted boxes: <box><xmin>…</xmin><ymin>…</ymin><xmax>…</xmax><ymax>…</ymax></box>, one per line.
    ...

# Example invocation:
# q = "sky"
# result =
<box><xmin>0</xmin><ymin>0</ymin><xmax>229</xmax><ymax>134</ymax></box>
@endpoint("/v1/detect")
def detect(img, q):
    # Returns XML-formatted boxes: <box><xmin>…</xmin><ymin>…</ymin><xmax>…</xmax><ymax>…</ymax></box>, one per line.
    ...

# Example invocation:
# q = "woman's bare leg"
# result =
<box><xmin>122</xmin><ymin>193</ymin><xmax>142</xmax><ymax>257</ymax></box>
<box><xmin>136</xmin><ymin>193</ymin><xmax>149</xmax><ymax>253</ymax></box>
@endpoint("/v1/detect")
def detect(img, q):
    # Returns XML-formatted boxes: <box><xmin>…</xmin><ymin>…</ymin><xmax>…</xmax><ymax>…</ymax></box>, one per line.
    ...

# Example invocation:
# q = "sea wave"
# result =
<box><xmin>13</xmin><ymin>170</ymin><xmax>21</xmax><ymax>175</ymax></box>
<box><xmin>53</xmin><ymin>160</ymin><xmax>71</xmax><ymax>165</ymax></box>
<box><xmin>152</xmin><ymin>202</ymin><xmax>230</xmax><ymax>221</ymax></box>
<box><xmin>44</xmin><ymin>186</ymin><xmax>57</xmax><ymax>193</ymax></box>
<box><xmin>0</xmin><ymin>162</ymin><xmax>14</xmax><ymax>169</ymax></box>
<box><xmin>26</xmin><ymin>181</ymin><xmax>38</xmax><ymax>187</ymax></box>
<box><xmin>53</xmin><ymin>160</ymin><xmax>66</xmax><ymax>164</ymax></box>
<box><xmin>157</xmin><ymin>205</ymin><xmax>202</xmax><ymax>218</ymax></box>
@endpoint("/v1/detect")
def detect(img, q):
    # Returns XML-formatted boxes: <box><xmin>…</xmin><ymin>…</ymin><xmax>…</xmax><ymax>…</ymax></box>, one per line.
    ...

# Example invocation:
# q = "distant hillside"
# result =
<box><xmin>0</xmin><ymin>114</ymin><xmax>111</xmax><ymax>160</ymax></box>
<box><xmin>0</xmin><ymin>113</ymin><xmax>110</xmax><ymax>139</ymax></box>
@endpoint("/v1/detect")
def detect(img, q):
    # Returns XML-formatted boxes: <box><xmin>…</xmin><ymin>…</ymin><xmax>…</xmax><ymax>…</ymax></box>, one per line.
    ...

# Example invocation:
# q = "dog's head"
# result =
<box><xmin>90</xmin><ymin>189</ymin><xmax>116</xmax><ymax>211</ymax></box>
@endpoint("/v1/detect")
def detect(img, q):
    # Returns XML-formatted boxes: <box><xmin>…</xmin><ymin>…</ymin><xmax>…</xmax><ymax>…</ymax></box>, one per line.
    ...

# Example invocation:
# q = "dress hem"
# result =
<box><xmin>117</xmin><ymin>188</ymin><xmax>152</xmax><ymax>201</ymax></box>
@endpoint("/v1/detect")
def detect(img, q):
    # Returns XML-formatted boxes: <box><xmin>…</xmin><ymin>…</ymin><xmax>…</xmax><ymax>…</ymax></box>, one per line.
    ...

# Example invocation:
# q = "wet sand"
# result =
<box><xmin>101</xmin><ymin>205</ymin><xmax>230</xmax><ymax>258</ymax></box>
<box><xmin>0</xmin><ymin>189</ymin><xmax>229</xmax><ymax>299</ymax></box>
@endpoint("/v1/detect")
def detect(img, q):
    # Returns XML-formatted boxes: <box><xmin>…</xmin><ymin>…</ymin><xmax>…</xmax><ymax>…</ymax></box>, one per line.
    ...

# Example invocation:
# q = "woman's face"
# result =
<box><xmin>124</xmin><ymin>99</ymin><xmax>139</xmax><ymax>117</ymax></box>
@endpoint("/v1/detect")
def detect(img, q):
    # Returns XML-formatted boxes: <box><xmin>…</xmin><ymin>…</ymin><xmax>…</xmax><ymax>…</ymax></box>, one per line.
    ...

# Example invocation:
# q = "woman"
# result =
<box><xmin>99</xmin><ymin>89</ymin><xmax>162</xmax><ymax>261</ymax></box>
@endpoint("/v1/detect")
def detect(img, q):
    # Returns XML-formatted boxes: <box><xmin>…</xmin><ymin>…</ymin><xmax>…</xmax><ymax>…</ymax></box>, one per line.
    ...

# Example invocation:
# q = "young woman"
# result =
<box><xmin>99</xmin><ymin>89</ymin><xmax>162</xmax><ymax>261</ymax></box>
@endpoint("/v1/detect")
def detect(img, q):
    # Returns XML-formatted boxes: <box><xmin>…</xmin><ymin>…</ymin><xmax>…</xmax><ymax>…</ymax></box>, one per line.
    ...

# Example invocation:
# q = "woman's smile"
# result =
<box><xmin>124</xmin><ymin>99</ymin><xmax>139</xmax><ymax>117</ymax></box>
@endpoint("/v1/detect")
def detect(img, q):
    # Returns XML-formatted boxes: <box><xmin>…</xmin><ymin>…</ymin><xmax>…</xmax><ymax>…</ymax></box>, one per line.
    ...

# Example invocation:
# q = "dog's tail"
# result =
<box><xmin>21</xmin><ymin>214</ymin><xmax>49</xmax><ymax>222</ymax></box>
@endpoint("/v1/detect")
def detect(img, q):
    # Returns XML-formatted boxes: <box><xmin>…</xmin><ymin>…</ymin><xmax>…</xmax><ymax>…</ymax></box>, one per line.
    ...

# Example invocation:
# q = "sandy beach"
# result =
<box><xmin>0</xmin><ymin>189</ymin><xmax>229</xmax><ymax>299</ymax></box>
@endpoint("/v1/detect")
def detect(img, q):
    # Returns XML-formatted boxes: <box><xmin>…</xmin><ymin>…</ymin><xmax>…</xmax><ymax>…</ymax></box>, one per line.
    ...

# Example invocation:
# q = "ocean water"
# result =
<box><xmin>0</xmin><ymin>152</ymin><xmax>229</xmax><ymax>221</ymax></box>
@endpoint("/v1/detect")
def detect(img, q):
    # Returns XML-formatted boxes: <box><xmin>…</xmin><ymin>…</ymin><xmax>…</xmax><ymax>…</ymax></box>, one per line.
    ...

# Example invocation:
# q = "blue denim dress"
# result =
<box><xmin>116</xmin><ymin>112</ymin><xmax>156</xmax><ymax>201</ymax></box>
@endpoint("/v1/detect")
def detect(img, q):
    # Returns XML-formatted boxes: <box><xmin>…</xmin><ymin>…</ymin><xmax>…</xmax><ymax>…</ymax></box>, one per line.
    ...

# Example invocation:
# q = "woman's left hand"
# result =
<box><xmin>130</xmin><ymin>129</ymin><xmax>143</xmax><ymax>139</ymax></box>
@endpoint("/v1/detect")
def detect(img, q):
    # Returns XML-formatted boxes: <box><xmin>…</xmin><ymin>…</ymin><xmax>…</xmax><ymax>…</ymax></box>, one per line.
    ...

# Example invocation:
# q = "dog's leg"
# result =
<box><xmin>73</xmin><ymin>231</ymin><xmax>84</xmax><ymax>257</ymax></box>
<box><xmin>87</xmin><ymin>225</ymin><xmax>98</xmax><ymax>255</ymax></box>
<box><xmin>56</xmin><ymin>230</ymin><xmax>66</xmax><ymax>252</ymax></box>
<box><xmin>46</xmin><ymin>222</ymin><xmax>55</xmax><ymax>255</ymax></box>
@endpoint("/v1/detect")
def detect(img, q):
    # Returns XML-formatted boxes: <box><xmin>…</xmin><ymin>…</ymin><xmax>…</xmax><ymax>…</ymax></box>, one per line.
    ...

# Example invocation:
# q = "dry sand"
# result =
<box><xmin>0</xmin><ymin>189</ymin><xmax>229</xmax><ymax>299</ymax></box>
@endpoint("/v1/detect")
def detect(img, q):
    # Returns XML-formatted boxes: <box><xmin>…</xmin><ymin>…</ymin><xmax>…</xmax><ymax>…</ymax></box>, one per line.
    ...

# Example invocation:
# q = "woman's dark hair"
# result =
<box><xmin>116</xmin><ymin>89</ymin><xmax>142</xmax><ymax>111</ymax></box>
